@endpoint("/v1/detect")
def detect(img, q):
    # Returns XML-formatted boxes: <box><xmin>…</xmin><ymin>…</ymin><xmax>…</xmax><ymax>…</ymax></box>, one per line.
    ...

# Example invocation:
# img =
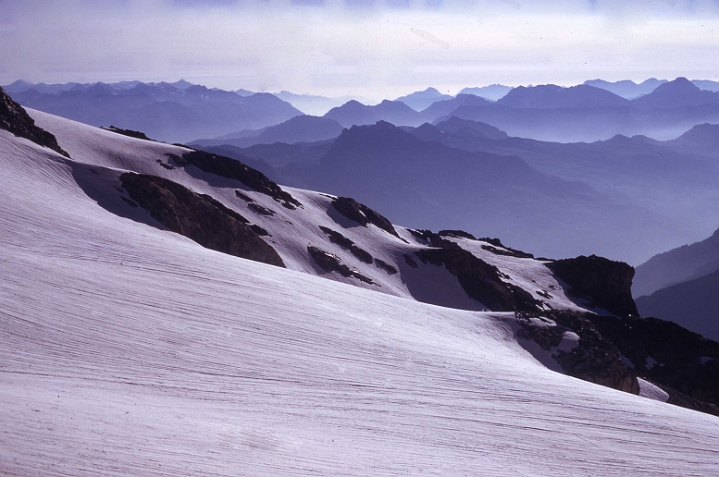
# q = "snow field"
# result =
<box><xmin>0</xmin><ymin>115</ymin><xmax>718</xmax><ymax>476</ymax></box>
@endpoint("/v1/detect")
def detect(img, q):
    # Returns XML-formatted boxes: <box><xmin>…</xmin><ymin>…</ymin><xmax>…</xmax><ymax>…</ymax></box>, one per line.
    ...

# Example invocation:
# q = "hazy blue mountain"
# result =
<box><xmin>692</xmin><ymin>80</ymin><xmax>719</xmax><ymax>92</ymax></box>
<box><xmin>631</xmin><ymin>77</ymin><xmax>719</xmax><ymax>109</ymax></box>
<box><xmin>497</xmin><ymin>84</ymin><xmax>630</xmax><ymax>109</ymax></box>
<box><xmin>274</xmin><ymin>91</ymin><xmax>355</xmax><ymax>116</ymax></box>
<box><xmin>459</xmin><ymin>84</ymin><xmax>513</xmax><ymax>101</ymax></box>
<box><xmin>395</xmin><ymin>87</ymin><xmax>452</xmax><ymax>112</ymax></box>
<box><xmin>405</xmin><ymin>118</ymin><xmax>719</xmax><ymax>263</ymax></box>
<box><xmin>633</xmin><ymin>227</ymin><xmax>719</xmax><ymax>298</ymax></box>
<box><xmin>432</xmin><ymin>116</ymin><xmax>509</xmax><ymax>140</ymax></box>
<box><xmin>636</xmin><ymin>268</ymin><xmax>719</xmax><ymax>342</ymax></box>
<box><xmin>9</xmin><ymin>81</ymin><xmax>302</xmax><ymax>143</ymax></box>
<box><xmin>418</xmin><ymin>94</ymin><xmax>492</xmax><ymax>120</ymax></box>
<box><xmin>583</xmin><ymin>79</ymin><xmax>667</xmax><ymax>99</ymax></box>
<box><xmin>667</xmin><ymin>123</ymin><xmax>719</xmax><ymax>156</ymax></box>
<box><xmin>283</xmin><ymin>121</ymin><xmax>674</xmax><ymax>262</ymax></box>
<box><xmin>191</xmin><ymin>115</ymin><xmax>344</xmax><ymax>148</ymax></box>
<box><xmin>4</xmin><ymin>80</ymin><xmax>85</xmax><ymax>95</ymax></box>
<box><xmin>441</xmin><ymin>79</ymin><xmax>719</xmax><ymax>142</ymax></box>
<box><xmin>222</xmin><ymin>140</ymin><xmax>333</xmax><ymax>168</ymax></box>
<box><xmin>324</xmin><ymin>99</ymin><xmax>422</xmax><ymax>127</ymax></box>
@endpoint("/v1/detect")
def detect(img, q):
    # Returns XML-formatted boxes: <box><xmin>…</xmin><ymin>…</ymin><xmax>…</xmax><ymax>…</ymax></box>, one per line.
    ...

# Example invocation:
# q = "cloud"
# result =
<box><xmin>411</xmin><ymin>27</ymin><xmax>450</xmax><ymax>49</ymax></box>
<box><xmin>2</xmin><ymin>0</ymin><xmax>719</xmax><ymax>100</ymax></box>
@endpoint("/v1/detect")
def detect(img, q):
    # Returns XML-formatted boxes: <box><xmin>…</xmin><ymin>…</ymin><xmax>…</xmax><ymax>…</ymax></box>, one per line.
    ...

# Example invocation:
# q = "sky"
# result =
<box><xmin>2</xmin><ymin>0</ymin><xmax>719</xmax><ymax>100</ymax></box>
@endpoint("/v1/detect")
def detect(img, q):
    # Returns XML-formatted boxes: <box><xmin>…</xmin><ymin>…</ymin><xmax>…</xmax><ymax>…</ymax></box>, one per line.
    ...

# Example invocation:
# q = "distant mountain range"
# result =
<box><xmin>584</xmin><ymin>78</ymin><xmax>719</xmax><ymax>98</ymax></box>
<box><xmin>394</xmin><ymin>87</ymin><xmax>453</xmax><ymax>111</ymax></box>
<box><xmin>192</xmin><ymin>115</ymin><xmax>345</xmax><ymax>149</ymax></box>
<box><xmin>459</xmin><ymin>84</ymin><xmax>513</xmax><ymax>101</ymax></box>
<box><xmin>272</xmin><ymin>91</ymin><xmax>361</xmax><ymax>116</ymax></box>
<box><xmin>214</xmin><ymin>113</ymin><xmax>719</xmax><ymax>265</ymax></box>
<box><xmin>633</xmin><ymin>226</ymin><xmax>719</xmax><ymax>342</ymax></box>
<box><xmin>262</xmin><ymin>121</ymin><xmax>685</xmax><ymax>264</ymax></box>
<box><xmin>10</xmin><ymin>77</ymin><xmax>719</xmax><ymax>144</ymax></box>
<box><xmin>4</xmin><ymin>80</ymin><xmax>303</xmax><ymax>143</ymax></box>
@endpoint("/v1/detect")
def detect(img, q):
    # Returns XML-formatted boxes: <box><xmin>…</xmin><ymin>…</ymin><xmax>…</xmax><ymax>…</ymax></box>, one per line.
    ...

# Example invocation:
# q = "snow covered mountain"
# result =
<box><xmin>2</xmin><ymin>88</ymin><xmax>719</xmax><ymax>476</ymax></box>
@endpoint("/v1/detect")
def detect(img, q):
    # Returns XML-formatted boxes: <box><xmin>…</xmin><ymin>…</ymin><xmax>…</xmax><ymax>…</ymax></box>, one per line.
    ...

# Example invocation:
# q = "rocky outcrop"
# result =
<box><xmin>416</xmin><ymin>242</ymin><xmax>541</xmax><ymax>313</ymax></box>
<box><xmin>169</xmin><ymin>150</ymin><xmax>301</xmax><ymax>209</ymax></box>
<box><xmin>0</xmin><ymin>86</ymin><xmax>68</xmax><ymax>157</ymax></box>
<box><xmin>307</xmin><ymin>246</ymin><xmax>374</xmax><ymax>284</ymax></box>
<box><xmin>547</xmin><ymin>255</ymin><xmax>638</xmax><ymax>318</ymax></box>
<box><xmin>331</xmin><ymin>197</ymin><xmax>399</xmax><ymax>238</ymax></box>
<box><xmin>104</xmin><ymin>125</ymin><xmax>152</xmax><ymax>141</ymax></box>
<box><xmin>374</xmin><ymin>258</ymin><xmax>397</xmax><ymax>275</ymax></box>
<box><xmin>319</xmin><ymin>226</ymin><xmax>373</xmax><ymax>264</ymax></box>
<box><xmin>591</xmin><ymin>314</ymin><xmax>719</xmax><ymax>415</ymax></box>
<box><xmin>516</xmin><ymin>311</ymin><xmax>640</xmax><ymax>394</ymax></box>
<box><xmin>120</xmin><ymin>173</ymin><xmax>284</xmax><ymax>267</ymax></box>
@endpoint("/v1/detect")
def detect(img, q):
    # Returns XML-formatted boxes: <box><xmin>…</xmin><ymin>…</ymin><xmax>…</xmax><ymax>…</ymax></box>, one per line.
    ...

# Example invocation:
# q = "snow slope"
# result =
<box><xmin>26</xmin><ymin>109</ymin><xmax>590</xmax><ymax>313</ymax></box>
<box><xmin>1</xmin><ymin>115</ymin><xmax>718</xmax><ymax>476</ymax></box>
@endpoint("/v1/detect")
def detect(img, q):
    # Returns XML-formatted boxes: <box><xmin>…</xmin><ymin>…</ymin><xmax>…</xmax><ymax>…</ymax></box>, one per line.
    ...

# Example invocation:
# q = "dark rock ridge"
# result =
<box><xmin>318</xmin><ymin>225</ymin><xmax>398</xmax><ymax>275</ymax></box>
<box><xmin>411</xmin><ymin>231</ymin><xmax>540</xmax><ymax>313</ymax></box>
<box><xmin>169</xmin><ymin>150</ymin><xmax>301</xmax><ymax>209</ymax></box>
<box><xmin>104</xmin><ymin>125</ymin><xmax>152</xmax><ymax>141</ymax></box>
<box><xmin>319</xmin><ymin>226</ymin><xmax>373</xmax><ymax>264</ymax></box>
<box><xmin>331</xmin><ymin>197</ymin><xmax>399</xmax><ymax>238</ymax></box>
<box><xmin>120</xmin><ymin>173</ymin><xmax>284</xmax><ymax>267</ymax></box>
<box><xmin>415</xmin><ymin>246</ymin><xmax>540</xmax><ymax>313</ymax></box>
<box><xmin>591</xmin><ymin>314</ymin><xmax>719</xmax><ymax>416</ymax></box>
<box><xmin>635</xmin><ymin>267</ymin><xmax>719</xmax><ymax>342</ymax></box>
<box><xmin>0</xmin><ymin>86</ymin><xmax>68</xmax><ymax>157</ymax></box>
<box><xmin>516</xmin><ymin>311</ymin><xmax>639</xmax><ymax>395</ymax></box>
<box><xmin>374</xmin><ymin>258</ymin><xmax>397</xmax><ymax>275</ymax></box>
<box><xmin>307</xmin><ymin>246</ymin><xmax>373</xmax><ymax>284</ymax></box>
<box><xmin>547</xmin><ymin>255</ymin><xmax>638</xmax><ymax>318</ymax></box>
<box><xmin>436</xmin><ymin>230</ymin><xmax>535</xmax><ymax>259</ymax></box>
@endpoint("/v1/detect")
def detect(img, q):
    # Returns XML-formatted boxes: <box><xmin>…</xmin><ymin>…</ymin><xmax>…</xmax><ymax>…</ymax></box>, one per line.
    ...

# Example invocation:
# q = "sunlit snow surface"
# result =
<box><xmin>0</xmin><ymin>114</ymin><xmax>718</xmax><ymax>476</ymax></box>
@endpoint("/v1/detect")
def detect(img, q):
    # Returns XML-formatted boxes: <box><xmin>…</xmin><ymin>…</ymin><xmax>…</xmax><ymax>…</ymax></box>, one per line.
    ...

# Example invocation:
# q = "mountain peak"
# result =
<box><xmin>654</xmin><ymin>77</ymin><xmax>700</xmax><ymax>94</ymax></box>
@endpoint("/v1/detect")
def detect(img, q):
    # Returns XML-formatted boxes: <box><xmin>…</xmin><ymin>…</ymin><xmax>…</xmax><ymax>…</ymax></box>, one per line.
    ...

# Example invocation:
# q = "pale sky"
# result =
<box><xmin>2</xmin><ymin>0</ymin><xmax>719</xmax><ymax>100</ymax></box>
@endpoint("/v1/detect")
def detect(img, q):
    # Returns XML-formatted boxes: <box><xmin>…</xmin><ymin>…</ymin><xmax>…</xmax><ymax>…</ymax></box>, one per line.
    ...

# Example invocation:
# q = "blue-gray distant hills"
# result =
<box><xmin>583</xmin><ymin>78</ymin><xmax>668</xmax><ymax>99</ymax></box>
<box><xmin>11</xmin><ymin>77</ymin><xmax>719</xmax><ymax>144</ymax></box>
<box><xmin>319</xmin><ymin>78</ymin><xmax>719</xmax><ymax>142</ymax></box>
<box><xmin>192</xmin><ymin>115</ymin><xmax>345</xmax><ymax>148</ymax></box>
<box><xmin>442</xmin><ymin>78</ymin><xmax>719</xmax><ymax>142</ymax></box>
<box><xmin>459</xmin><ymin>84</ymin><xmax>513</xmax><ymax>101</ymax></box>
<box><xmin>216</xmin><ymin>116</ymin><xmax>719</xmax><ymax>265</ymax></box>
<box><xmin>264</xmin><ymin>121</ymin><xmax>682</xmax><ymax>263</ymax></box>
<box><xmin>4</xmin><ymin>80</ymin><xmax>303</xmax><ymax>143</ymax></box>
<box><xmin>394</xmin><ymin>87</ymin><xmax>453</xmax><ymax>112</ymax></box>
<box><xmin>633</xmin><ymin>224</ymin><xmax>719</xmax><ymax>341</ymax></box>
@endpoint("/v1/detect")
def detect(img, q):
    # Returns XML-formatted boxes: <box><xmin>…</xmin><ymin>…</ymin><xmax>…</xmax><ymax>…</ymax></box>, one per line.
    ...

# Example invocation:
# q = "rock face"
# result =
<box><xmin>331</xmin><ymin>197</ymin><xmax>399</xmax><ymax>237</ymax></box>
<box><xmin>591</xmin><ymin>314</ymin><xmax>719</xmax><ymax>415</ymax></box>
<box><xmin>0</xmin><ymin>86</ymin><xmax>68</xmax><ymax>157</ymax></box>
<box><xmin>307</xmin><ymin>246</ymin><xmax>373</xmax><ymax>284</ymax></box>
<box><xmin>413</xmin><ymin>235</ymin><xmax>541</xmax><ymax>313</ymax></box>
<box><xmin>547</xmin><ymin>255</ymin><xmax>638</xmax><ymax>318</ymax></box>
<box><xmin>169</xmin><ymin>150</ymin><xmax>301</xmax><ymax>209</ymax></box>
<box><xmin>104</xmin><ymin>125</ymin><xmax>152</xmax><ymax>141</ymax></box>
<box><xmin>517</xmin><ymin>311</ymin><xmax>640</xmax><ymax>395</ymax></box>
<box><xmin>120</xmin><ymin>173</ymin><xmax>284</xmax><ymax>267</ymax></box>
<box><xmin>319</xmin><ymin>226</ymin><xmax>373</xmax><ymax>264</ymax></box>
